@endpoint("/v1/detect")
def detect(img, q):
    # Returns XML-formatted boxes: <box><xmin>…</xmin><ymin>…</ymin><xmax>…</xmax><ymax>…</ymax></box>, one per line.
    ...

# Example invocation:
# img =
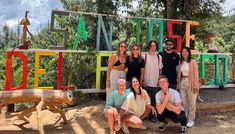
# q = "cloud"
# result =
<box><xmin>0</xmin><ymin>0</ymin><xmax>63</xmax><ymax>34</ymax></box>
<box><xmin>223</xmin><ymin>0</ymin><xmax>235</xmax><ymax>15</ymax></box>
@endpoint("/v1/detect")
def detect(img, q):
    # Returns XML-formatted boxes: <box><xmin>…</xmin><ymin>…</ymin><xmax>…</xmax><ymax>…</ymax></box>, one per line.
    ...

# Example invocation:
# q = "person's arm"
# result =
<box><xmin>166</xmin><ymin>102</ymin><xmax>181</xmax><ymax>115</ymax></box>
<box><xmin>159</xmin><ymin>55</ymin><xmax>163</xmax><ymax>76</ymax></box>
<box><xmin>192</xmin><ymin>60</ymin><xmax>199</xmax><ymax>93</ymax></box>
<box><xmin>140</xmin><ymin>58</ymin><xmax>145</xmax><ymax>86</ymax></box>
<box><xmin>140</xmin><ymin>68</ymin><xmax>145</xmax><ymax>86</ymax></box>
<box><xmin>124</xmin><ymin>68</ymin><xmax>128</xmax><ymax>74</ymax></box>
<box><xmin>124</xmin><ymin>56</ymin><xmax>129</xmax><ymax>73</ymax></box>
<box><xmin>159</xmin><ymin>69</ymin><xmax>162</xmax><ymax>76</ymax></box>
<box><xmin>120</xmin><ymin>95</ymin><xmax>131</xmax><ymax>119</ymax></box>
<box><xmin>106</xmin><ymin>55</ymin><xmax>116</xmax><ymax>88</ymax></box>
<box><xmin>166</xmin><ymin>91</ymin><xmax>182</xmax><ymax>115</ymax></box>
<box><xmin>140</xmin><ymin>88</ymin><xmax>147</xmax><ymax>100</ymax></box>
<box><xmin>146</xmin><ymin>105</ymin><xmax>156</xmax><ymax>114</ymax></box>
<box><xmin>119</xmin><ymin>108</ymin><xmax>125</xmax><ymax>118</ymax></box>
<box><xmin>156</xmin><ymin>90</ymin><xmax>169</xmax><ymax>114</ymax></box>
<box><xmin>176</xmin><ymin>63</ymin><xmax>181</xmax><ymax>90</ymax></box>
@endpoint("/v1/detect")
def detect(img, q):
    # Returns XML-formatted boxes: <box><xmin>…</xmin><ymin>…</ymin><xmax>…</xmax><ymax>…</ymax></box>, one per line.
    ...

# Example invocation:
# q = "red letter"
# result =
<box><xmin>57</xmin><ymin>52</ymin><xmax>74</xmax><ymax>90</ymax></box>
<box><xmin>57</xmin><ymin>52</ymin><xmax>63</xmax><ymax>90</ymax></box>
<box><xmin>6</xmin><ymin>52</ymin><xmax>28</xmax><ymax>90</ymax></box>
<box><xmin>168</xmin><ymin>20</ymin><xmax>183</xmax><ymax>52</ymax></box>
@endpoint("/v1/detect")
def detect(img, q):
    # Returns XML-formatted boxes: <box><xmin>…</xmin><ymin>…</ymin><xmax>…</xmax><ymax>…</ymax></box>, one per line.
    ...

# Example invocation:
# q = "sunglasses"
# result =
<box><xmin>132</xmin><ymin>48</ymin><xmax>139</xmax><ymax>51</ymax></box>
<box><xmin>132</xmin><ymin>48</ymin><xmax>139</xmax><ymax>50</ymax></box>
<box><xmin>165</xmin><ymin>43</ymin><xmax>173</xmax><ymax>46</ymax></box>
<box><xmin>120</xmin><ymin>45</ymin><xmax>126</xmax><ymax>48</ymax></box>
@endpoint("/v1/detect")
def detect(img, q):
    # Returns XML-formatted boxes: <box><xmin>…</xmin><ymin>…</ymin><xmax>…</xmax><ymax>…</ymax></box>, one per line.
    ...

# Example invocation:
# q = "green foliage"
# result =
<box><xmin>61</xmin><ymin>50</ymin><xmax>97</xmax><ymax>89</ymax></box>
<box><xmin>0</xmin><ymin>53</ymin><xmax>6</xmax><ymax>90</ymax></box>
<box><xmin>196</xmin><ymin>15</ymin><xmax>235</xmax><ymax>53</ymax></box>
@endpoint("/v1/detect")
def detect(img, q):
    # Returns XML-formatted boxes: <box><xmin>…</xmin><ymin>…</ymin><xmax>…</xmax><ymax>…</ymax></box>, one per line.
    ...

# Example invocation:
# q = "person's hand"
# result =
<box><xmin>164</xmin><ymin>90</ymin><xmax>170</xmax><ymax>103</ymax></box>
<box><xmin>141</xmin><ymin>89</ymin><xmax>147</xmax><ymax>100</ymax></box>
<box><xmin>193</xmin><ymin>88</ymin><xmax>199</xmax><ymax>94</ymax></box>
<box><xmin>151</xmin><ymin>106</ymin><xmax>157</xmax><ymax>115</ymax></box>
<box><xmin>173</xmin><ymin>106</ymin><xmax>181</xmax><ymax>115</ymax></box>
<box><xmin>142</xmin><ymin>79</ymin><xmax>146</xmax><ymax>87</ymax></box>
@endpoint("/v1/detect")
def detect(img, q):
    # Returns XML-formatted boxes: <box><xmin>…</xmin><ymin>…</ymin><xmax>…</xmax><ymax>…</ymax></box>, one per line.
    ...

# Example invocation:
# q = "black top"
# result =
<box><xmin>113</xmin><ymin>60</ymin><xmax>122</xmax><ymax>66</ymax></box>
<box><xmin>125</xmin><ymin>56</ymin><xmax>145</xmax><ymax>82</ymax></box>
<box><xmin>159</xmin><ymin>51</ymin><xmax>179</xmax><ymax>84</ymax></box>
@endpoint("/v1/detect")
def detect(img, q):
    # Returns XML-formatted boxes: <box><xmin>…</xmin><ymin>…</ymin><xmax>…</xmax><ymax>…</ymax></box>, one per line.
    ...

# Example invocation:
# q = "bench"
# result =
<box><xmin>74</xmin><ymin>88</ymin><xmax>106</xmax><ymax>93</ymax></box>
<box><xmin>73</xmin><ymin>89</ymin><xmax>106</xmax><ymax>101</ymax></box>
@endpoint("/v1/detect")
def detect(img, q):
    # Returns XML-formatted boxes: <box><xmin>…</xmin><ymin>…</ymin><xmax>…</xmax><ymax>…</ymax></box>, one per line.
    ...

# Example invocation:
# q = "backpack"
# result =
<box><xmin>144</xmin><ymin>53</ymin><xmax>160</xmax><ymax>65</ymax></box>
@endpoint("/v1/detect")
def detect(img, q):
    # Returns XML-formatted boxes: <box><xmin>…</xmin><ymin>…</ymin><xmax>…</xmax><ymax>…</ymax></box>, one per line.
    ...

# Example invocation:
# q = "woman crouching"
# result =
<box><xmin>104</xmin><ymin>79</ymin><xmax>130</xmax><ymax>134</ymax></box>
<box><xmin>120</xmin><ymin>77</ymin><xmax>156</xmax><ymax>133</ymax></box>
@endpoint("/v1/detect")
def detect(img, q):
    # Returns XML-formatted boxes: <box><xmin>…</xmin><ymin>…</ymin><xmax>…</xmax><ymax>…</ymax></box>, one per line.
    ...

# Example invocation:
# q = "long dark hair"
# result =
<box><xmin>130</xmin><ymin>77</ymin><xmax>142</xmax><ymax>100</ymax></box>
<box><xmin>180</xmin><ymin>46</ymin><xmax>192</xmax><ymax>63</ymax></box>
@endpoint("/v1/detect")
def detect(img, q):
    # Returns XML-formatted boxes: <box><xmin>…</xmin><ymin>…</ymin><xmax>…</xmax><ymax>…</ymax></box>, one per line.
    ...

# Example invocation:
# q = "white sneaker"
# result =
<box><xmin>122</xmin><ymin>125</ymin><xmax>130</xmax><ymax>134</ymax></box>
<box><xmin>110</xmin><ymin>130</ymin><xmax>116</xmax><ymax>134</ymax></box>
<box><xmin>140</xmin><ymin>125</ymin><xmax>147</xmax><ymax>129</ymax></box>
<box><xmin>186</xmin><ymin>120</ymin><xmax>194</xmax><ymax>127</ymax></box>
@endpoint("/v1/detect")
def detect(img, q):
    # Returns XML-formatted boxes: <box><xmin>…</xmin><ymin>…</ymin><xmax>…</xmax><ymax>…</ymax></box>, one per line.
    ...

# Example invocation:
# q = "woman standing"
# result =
<box><xmin>106</xmin><ymin>42</ymin><xmax>127</xmax><ymax>100</ymax></box>
<box><xmin>120</xmin><ymin>77</ymin><xmax>156</xmax><ymax>133</ymax></box>
<box><xmin>125</xmin><ymin>44</ymin><xmax>145</xmax><ymax>87</ymax></box>
<box><xmin>177</xmin><ymin>47</ymin><xmax>199</xmax><ymax>127</ymax></box>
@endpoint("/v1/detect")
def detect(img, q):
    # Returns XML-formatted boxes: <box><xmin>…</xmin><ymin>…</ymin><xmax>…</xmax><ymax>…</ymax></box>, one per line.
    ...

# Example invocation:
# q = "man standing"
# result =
<box><xmin>155</xmin><ymin>76</ymin><xmax>187</xmax><ymax>134</ymax></box>
<box><xmin>142</xmin><ymin>40</ymin><xmax>163</xmax><ymax>122</ymax></box>
<box><xmin>160</xmin><ymin>39</ymin><xmax>179</xmax><ymax>89</ymax></box>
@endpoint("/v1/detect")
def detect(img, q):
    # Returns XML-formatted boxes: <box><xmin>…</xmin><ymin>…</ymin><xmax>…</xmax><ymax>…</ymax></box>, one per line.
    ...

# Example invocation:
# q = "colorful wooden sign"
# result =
<box><xmin>5</xmin><ymin>51</ymin><xmax>230</xmax><ymax>91</ymax></box>
<box><xmin>50</xmin><ymin>10</ymin><xmax>200</xmax><ymax>52</ymax></box>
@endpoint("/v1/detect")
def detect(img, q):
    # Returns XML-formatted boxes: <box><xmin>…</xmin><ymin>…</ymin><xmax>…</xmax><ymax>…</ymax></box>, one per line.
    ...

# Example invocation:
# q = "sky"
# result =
<box><xmin>0</xmin><ymin>0</ymin><xmax>63</xmax><ymax>34</ymax></box>
<box><xmin>0</xmin><ymin>0</ymin><xmax>234</xmax><ymax>35</ymax></box>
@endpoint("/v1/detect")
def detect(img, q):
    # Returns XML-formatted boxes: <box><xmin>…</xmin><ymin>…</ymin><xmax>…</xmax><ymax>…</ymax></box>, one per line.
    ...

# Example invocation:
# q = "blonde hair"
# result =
<box><xmin>129</xmin><ymin>44</ymin><xmax>142</xmax><ymax>63</ymax></box>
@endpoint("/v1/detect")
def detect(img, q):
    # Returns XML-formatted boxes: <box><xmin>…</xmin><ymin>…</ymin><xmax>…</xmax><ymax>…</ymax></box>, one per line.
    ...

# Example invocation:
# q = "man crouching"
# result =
<box><xmin>156</xmin><ymin>75</ymin><xmax>187</xmax><ymax>134</ymax></box>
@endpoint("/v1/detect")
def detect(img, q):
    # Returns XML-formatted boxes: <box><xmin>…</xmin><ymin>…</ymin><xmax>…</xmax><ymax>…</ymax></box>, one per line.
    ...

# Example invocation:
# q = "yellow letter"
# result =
<box><xmin>34</xmin><ymin>51</ymin><xmax>55</xmax><ymax>89</ymax></box>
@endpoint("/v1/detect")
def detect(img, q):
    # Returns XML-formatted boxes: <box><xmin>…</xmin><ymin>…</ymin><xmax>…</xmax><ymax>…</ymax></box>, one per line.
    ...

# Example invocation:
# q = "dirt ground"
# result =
<box><xmin>0</xmin><ymin>88</ymin><xmax>235</xmax><ymax>134</ymax></box>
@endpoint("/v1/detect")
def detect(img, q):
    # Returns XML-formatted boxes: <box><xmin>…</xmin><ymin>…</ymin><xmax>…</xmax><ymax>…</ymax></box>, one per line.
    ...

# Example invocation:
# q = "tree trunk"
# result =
<box><xmin>233</xmin><ymin>53</ymin><xmax>235</xmax><ymax>83</ymax></box>
<box><xmin>166</xmin><ymin>0</ymin><xmax>174</xmax><ymax>19</ymax></box>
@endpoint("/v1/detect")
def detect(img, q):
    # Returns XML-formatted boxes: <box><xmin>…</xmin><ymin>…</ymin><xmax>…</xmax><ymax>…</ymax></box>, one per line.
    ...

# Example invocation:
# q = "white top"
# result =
<box><xmin>155</xmin><ymin>88</ymin><xmax>184</xmax><ymax>111</ymax></box>
<box><xmin>121</xmin><ymin>90</ymin><xmax>151</xmax><ymax>117</ymax></box>
<box><xmin>142</xmin><ymin>52</ymin><xmax>163</xmax><ymax>87</ymax></box>
<box><xmin>181</xmin><ymin>61</ymin><xmax>189</xmax><ymax>76</ymax></box>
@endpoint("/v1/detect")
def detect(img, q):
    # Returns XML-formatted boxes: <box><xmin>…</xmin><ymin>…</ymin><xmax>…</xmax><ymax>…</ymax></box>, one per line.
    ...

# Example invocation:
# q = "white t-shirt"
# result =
<box><xmin>121</xmin><ymin>90</ymin><xmax>151</xmax><ymax>117</ymax></box>
<box><xmin>181</xmin><ymin>61</ymin><xmax>189</xmax><ymax>76</ymax></box>
<box><xmin>142</xmin><ymin>52</ymin><xmax>163</xmax><ymax>87</ymax></box>
<box><xmin>155</xmin><ymin>88</ymin><xmax>184</xmax><ymax>111</ymax></box>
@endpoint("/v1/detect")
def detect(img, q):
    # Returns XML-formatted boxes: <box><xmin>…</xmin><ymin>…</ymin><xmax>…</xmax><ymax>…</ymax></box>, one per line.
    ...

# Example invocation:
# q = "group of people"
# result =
<box><xmin>104</xmin><ymin>39</ymin><xmax>199</xmax><ymax>134</ymax></box>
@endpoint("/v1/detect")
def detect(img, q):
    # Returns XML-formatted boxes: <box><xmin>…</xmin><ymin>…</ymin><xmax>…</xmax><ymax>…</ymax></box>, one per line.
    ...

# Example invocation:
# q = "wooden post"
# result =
<box><xmin>7</xmin><ymin>104</ymin><xmax>14</xmax><ymax>112</ymax></box>
<box><xmin>233</xmin><ymin>53</ymin><xmax>235</xmax><ymax>83</ymax></box>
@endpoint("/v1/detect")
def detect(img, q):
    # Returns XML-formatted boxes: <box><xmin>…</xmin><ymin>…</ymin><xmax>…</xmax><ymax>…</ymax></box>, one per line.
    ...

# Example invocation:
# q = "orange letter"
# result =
<box><xmin>186</xmin><ymin>21</ymin><xmax>199</xmax><ymax>48</ymax></box>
